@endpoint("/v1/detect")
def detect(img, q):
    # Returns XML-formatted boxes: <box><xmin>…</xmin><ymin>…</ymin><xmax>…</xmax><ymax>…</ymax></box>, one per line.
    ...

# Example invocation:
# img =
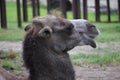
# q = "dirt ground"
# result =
<box><xmin>0</xmin><ymin>41</ymin><xmax>120</xmax><ymax>54</ymax></box>
<box><xmin>75</xmin><ymin>65</ymin><xmax>120</xmax><ymax>80</ymax></box>
<box><xmin>0</xmin><ymin>41</ymin><xmax>120</xmax><ymax>80</ymax></box>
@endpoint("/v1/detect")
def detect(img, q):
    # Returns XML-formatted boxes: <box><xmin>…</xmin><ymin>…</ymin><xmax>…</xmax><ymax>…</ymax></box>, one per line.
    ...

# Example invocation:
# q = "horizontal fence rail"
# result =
<box><xmin>0</xmin><ymin>0</ymin><xmax>120</xmax><ymax>29</ymax></box>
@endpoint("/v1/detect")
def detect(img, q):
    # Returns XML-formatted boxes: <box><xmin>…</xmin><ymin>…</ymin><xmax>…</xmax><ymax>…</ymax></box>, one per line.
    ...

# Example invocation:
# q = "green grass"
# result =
<box><xmin>94</xmin><ymin>23</ymin><xmax>120</xmax><ymax>43</ymax></box>
<box><xmin>67</xmin><ymin>11</ymin><xmax>118</xmax><ymax>22</ymax></box>
<box><xmin>0</xmin><ymin>29</ymin><xmax>25</xmax><ymax>41</ymax></box>
<box><xmin>70</xmin><ymin>52</ymin><xmax>120</xmax><ymax>65</ymax></box>
<box><xmin>0</xmin><ymin>59</ymin><xmax>20</xmax><ymax>70</ymax></box>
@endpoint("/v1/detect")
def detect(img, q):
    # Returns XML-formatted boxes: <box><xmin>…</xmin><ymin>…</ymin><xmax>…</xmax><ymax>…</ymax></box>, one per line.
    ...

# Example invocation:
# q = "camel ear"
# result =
<box><xmin>38</xmin><ymin>27</ymin><xmax>52</xmax><ymax>38</ymax></box>
<box><xmin>24</xmin><ymin>24</ymin><xmax>32</xmax><ymax>32</ymax></box>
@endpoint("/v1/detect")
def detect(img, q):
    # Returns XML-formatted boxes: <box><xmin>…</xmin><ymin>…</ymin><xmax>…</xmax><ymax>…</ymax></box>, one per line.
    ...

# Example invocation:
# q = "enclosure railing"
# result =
<box><xmin>0</xmin><ymin>0</ymin><xmax>120</xmax><ymax>29</ymax></box>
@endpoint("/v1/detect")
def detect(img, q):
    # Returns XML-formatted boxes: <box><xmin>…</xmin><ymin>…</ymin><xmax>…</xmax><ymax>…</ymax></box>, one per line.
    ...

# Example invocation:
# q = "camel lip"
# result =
<box><xmin>88</xmin><ymin>39</ymin><xmax>97</xmax><ymax>48</ymax></box>
<box><xmin>78</xmin><ymin>39</ymin><xmax>97</xmax><ymax>48</ymax></box>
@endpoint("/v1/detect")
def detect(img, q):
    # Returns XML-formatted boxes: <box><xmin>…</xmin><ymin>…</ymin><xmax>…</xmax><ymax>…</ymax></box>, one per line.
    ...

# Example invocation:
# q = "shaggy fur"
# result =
<box><xmin>23</xmin><ymin>15</ymin><xmax>81</xmax><ymax>80</ymax></box>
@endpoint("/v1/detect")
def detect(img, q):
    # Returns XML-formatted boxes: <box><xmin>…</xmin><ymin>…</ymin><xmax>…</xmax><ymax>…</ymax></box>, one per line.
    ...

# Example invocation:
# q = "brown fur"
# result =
<box><xmin>23</xmin><ymin>15</ymin><xmax>81</xmax><ymax>80</ymax></box>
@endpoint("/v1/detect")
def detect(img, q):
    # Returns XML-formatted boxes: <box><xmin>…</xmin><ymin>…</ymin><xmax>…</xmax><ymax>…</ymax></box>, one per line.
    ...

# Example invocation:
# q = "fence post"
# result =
<box><xmin>32</xmin><ymin>0</ymin><xmax>37</xmax><ymax>17</ymax></box>
<box><xmin>60</xmin><ymin>0</ymin><xmax>67</xmax><ymax>18</ymax></box>
<box><xmin>118</xmin><ymin>0</ymin><xmax>120</xmax><ymax>22</ymax></box>
<box><xmin>0</xmin><ymin>0</ymin><xmax>7</xmax><ymax>29</ymax></box>
<box><xmin>16</xmin><ymin>0</ymin><xmax>22</xmax><ymax>28</ymax></box>
<box><xmin>95</xmin><ymin>0</ymin><xmax>100</xmax><ymax>22</ymax></box>
<box><xmin>83</xmin><ymin>0</ymin><xmax>88</xmax><ymax>19</ymax></box>
<box><xmin>47</xmin><ymin>0</ymin><xmax>51</xmax><ymax>14</ymax></box>
<box><xmin>0</xmin><ymin>0</ymin><xmax>1</xmax><ymax>27</ymax></box>
<box><xmin>107</xmin><ymin>0</ymin><xmax>111</xmax><ymax>22</ymax></box>
<box><xmin>37</xmin><ymin>0</ymin><xmax>40</xmax><ymax>16</ymax></box>
<box><xmin>22</xmin><ymin>0</ymin><xmax>28</xmax><ymax>22</ymax></box>
<box><xmin>72</xmin><ymin>0</ymin><xmax>80</xmax><ymax>19</ymax></box>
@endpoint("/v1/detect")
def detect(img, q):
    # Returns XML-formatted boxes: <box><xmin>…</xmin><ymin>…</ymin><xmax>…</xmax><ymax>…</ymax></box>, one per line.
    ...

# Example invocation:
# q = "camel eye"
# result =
<box><xmin>60</xmin><ymin>21</ymin><xmax>65</xmax><ymax>26</ymax></box>
<box><xmin>67</xmin><ymin>24</ymin><xmax>74</xmax><ymax>31</ymax></box>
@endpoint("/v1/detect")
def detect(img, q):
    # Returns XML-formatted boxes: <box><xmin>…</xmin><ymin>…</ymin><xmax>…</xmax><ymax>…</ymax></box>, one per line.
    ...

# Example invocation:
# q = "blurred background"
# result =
<box><xmin>0</xmin><ymin>0</ymin><xmax>120</xmax><ymax>79</ymax></box>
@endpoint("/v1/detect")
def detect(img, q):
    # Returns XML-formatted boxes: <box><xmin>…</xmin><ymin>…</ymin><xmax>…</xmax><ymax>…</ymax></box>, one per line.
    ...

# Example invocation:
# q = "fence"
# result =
<box><xmin>0</xmin><ymin>0</ymin><xmax>120</xmax><ymax>29</ymax></box>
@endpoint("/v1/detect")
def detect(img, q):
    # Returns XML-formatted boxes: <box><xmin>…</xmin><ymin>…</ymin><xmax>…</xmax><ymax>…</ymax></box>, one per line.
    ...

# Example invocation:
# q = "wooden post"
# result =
<box><xmin>37</xmin><ymin>0</ymin><xmax>40</xmax><ymax>16</ymax></box>
<box><xmin>16</xmin><ymin>0</ymin><xmax>22</xmax><ymax>28</ymax></box>
<box><xmin>72</xmin><ymin>0</ymin><xmax>80</xmax><ymax>19</ymax></box>
<box><xmin>0</xmin><ymin>0</ymin><xmax>1</xmax><ymax>27</ymax></box>
<box><xmin>95</xmin><ymin>0</ymin><xmax>100</xmax><ymax>22</ymax></box>
<box><xmin>83</xmin><ymin>0</ymin><xmax>88</xmax><ymax>19</ymax></box>
<box><xmin>0</xmin><ymin>0</ymin><xmax>7</xmax><ymax>29</ymax></box>
<box><xmin>47</xmin><ymin>0</ymin><xmax>51</xmax><ymax>14</ymax></box>
<box><xmin>22</xmin><ymin>0</ymin><xmax>28</xmax><ymax>22</ymax></box>
<box><xmin>60</xmin><ymin>0</ymin><xmax>67</xmax><ymax>18</ymax></box>
<box><xmin>32</xmin><ymin>0</ymin><xmax>37</xmax><ymax>17</ymax></box>
<box><xmin>107</xmin><ymin>0</ymin><xmax>111</xmax><ymax>22</ymax></box>
<box><xmin>118</xmin><ymin>0</ymin><xmax>120</xmax><ymax>22</ymax></box>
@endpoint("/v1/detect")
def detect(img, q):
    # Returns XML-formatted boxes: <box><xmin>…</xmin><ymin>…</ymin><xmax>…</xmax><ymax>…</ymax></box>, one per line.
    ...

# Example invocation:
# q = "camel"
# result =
<box><xmin>0</xmin><ymin>15</ymin><xmax>99</xmax><ymax>80</ymax></box>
